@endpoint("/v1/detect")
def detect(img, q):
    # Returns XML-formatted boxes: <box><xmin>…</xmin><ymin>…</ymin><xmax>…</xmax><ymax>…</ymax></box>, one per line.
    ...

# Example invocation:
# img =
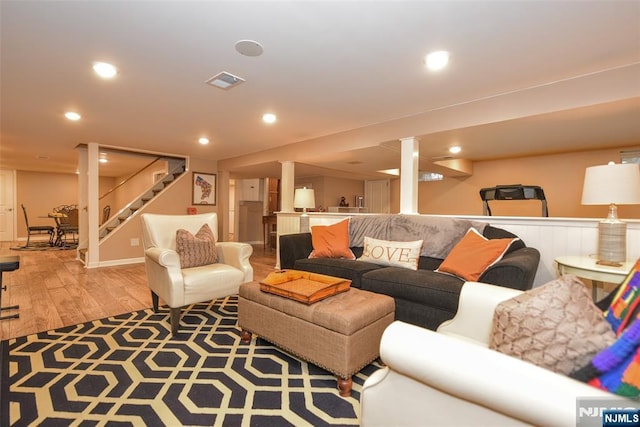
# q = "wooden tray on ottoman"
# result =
<box><xmin>259</xmin><ymin>270</ymin><xmax>351</xmax><ymax>304</ymax></box>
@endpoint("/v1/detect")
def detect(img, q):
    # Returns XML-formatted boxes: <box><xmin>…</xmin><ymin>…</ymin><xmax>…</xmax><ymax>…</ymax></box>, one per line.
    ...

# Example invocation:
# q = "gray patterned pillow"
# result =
<box><xmin>489</xmin><ymin>275</ymin><xmax>615</xmax><ymax>375</ymax></box>
<box><xmin>176</xmin><ymin>224</ymin><xmax>218</xmax><ymax>268</ymax></box>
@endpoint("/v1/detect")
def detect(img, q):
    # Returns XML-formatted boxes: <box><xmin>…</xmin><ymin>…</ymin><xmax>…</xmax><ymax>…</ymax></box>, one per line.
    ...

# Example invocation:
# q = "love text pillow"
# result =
<box><xmin>358</xmin><ymin>237</ymin><xmax>423</xmax><ymax>270</ymax></box>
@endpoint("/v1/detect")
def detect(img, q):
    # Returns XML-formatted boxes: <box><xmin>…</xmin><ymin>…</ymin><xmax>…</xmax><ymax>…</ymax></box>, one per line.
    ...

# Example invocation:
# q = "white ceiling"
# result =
<box><xmin>1</xmin><ymin>1</ymin><xmax>639</xmax><ymax>179</ymax></box>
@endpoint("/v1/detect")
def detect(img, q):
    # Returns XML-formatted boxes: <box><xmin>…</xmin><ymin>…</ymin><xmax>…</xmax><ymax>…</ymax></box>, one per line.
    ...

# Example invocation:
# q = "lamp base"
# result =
<box><xmin>597</xmin><ymin>219</ymin><xmax>626</xmax><ymax>265</ymax></box>
<box><xmin>299</xmin><ymin>213</ymin><xmax>310</xmax><ymax>233</ymax></box>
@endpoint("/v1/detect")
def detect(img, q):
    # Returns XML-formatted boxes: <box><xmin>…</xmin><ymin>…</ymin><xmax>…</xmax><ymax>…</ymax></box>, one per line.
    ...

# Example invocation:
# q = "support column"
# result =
<box><xmin>218</xmin><ymin>170</ymin><xmax>230</xmax><ymax>241</ymax></box>
<box><xmin>85</xmin><ymin>143</ymin><xmax>100</xmax><ymax>267</ymax></box>
<box><xmin>280</xmin><ymin>161</ymin><xmax>295</xmax><ymax>213</ymax></box>
<box><xmin>399</xmin><ymin>137</ymin><xmax>419</xmax><ymax>214</ymax></box>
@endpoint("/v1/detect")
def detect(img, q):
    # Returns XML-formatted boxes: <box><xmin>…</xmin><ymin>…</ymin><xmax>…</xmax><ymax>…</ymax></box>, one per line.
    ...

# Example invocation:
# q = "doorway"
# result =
<box><xmin>0</xmin><ymin>169</ymin><xmax>16</xmax><ymax>241</ymax></box>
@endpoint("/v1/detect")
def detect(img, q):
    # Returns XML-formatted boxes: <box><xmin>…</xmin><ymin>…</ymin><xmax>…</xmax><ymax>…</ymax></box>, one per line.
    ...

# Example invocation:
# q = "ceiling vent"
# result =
<box><xmin>621</xmin><ymin>150</ymin><xmax>640</xmax><ymax>165</ymax></box>
<box><xmin>431</xmin><ymin>155</ymin><xmax>453</xmax><ymax>161</ymax></box>
<box><xmin>205</xmin><ymin>71</ymin><xmax>245</xmax><ymax>90</ymax></box>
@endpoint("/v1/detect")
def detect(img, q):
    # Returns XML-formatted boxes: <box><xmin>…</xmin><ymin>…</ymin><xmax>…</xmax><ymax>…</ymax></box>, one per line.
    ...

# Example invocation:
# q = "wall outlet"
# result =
<box><xmin>130</xmin><ymin>238</ymin><xmax>140</xmax><ymax>247</ymax></box>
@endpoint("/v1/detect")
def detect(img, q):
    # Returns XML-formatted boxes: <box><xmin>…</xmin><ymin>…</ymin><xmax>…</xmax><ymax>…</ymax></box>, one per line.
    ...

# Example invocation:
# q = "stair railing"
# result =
<box><xmin>99</xmin><ymin>157</ymin><xmax>163</xmax><ymax>201</ymax></box>
<box><xmin>98</xmin><ymin>160</ymin><xmax>186</xmax><ymax>239</ymax></box>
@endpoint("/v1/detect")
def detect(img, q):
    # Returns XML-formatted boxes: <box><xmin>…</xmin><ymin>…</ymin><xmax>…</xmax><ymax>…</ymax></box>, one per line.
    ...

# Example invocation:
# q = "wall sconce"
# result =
<box><xmin>294</xmin><ymin>187</ymin><xmax>315</xmax><ymax>232</ymax></box>
<box><xmin>581</xmin><ymin>162</ymin><xmax>640</xmax><ymax>265</ymax></box>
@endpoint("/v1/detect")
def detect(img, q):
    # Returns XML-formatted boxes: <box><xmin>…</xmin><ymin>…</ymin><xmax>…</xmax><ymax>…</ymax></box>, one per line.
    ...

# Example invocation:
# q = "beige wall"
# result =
<box><xmin>103</xmin><ymin>161</ymin><xmax>169</xmax><ymax>221</ymax></box>
<box><xmin>98</xmin><ymin>157</ymin><xmax>217</xmax><ymax>262</ymax></box>
<box><xmin>14</xmin><ymin>156</ymin><xmax>216</xmax><ymax>239</ymax></box>
<box><xmin>13</xmin><ymin>146</ymin><xmax>640</xmax><ymax>260</ymax></box>
<box><xmin>17</xmin><ymin>171</ymin><xmax>77</xmax><ymax>236</ymax></box>
<box><xmin>16</xmin><ymin>171</ymin><xmax>114</xmax><ymax>238</ymax></box>
<box><xmin>294</xmin><ymin>176</ymin><xmax>365</xmax><ymax>211</ymax></box>
<box><xmin>323</xmin><ymin>176</ymin><xmax>365</xmax><ymax>210</ymax></box>
<box><xmin>389</xmin><ymin>145</ymin><xmax>640</xmax><ymax>219</ymax></box>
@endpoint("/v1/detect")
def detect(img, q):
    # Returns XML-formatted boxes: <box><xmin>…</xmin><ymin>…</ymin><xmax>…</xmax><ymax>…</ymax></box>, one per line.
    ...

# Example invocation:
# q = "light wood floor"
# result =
<box><xmin>0</xmin><ymin>241</ymin><xmax>278</xmax><ymax>341</ymax></box>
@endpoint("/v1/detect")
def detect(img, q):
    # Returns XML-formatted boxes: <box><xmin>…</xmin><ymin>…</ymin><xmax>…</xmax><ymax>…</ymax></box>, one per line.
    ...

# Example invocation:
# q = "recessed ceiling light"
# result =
<box><xmin>93</xmin><ymin>61</ymin><xmax>117</xmax><ymax>78</ymax></box>
<box><xmin>99</xmin><ymin>158</ymin><xmax>108</xmax><ymax>163</ymax></box>
<box><xmin>262</xmin><ymin>113</ymin><xmax>277</xmax><ymax>124</ymax></box>
<box><xmin>198</xmin><ymin>137</ymin><xmax>210</xmax><ymax>145</ymax></box>
<box><xmin>378</xmin><ymin>168</ymin><xmax>400</xmax><ymax>176</ymax></box>
<box><xmin>235</xmin><ymin>40</ymin><xmax>264</xmax><ymax>57</ymax></box>
<box><xmin>449</xmin><ymin>146</ymin><xmax>461</xmax><ymax>154</ymax></box>
<box><xmin>65</xmin><ymin>111</ymin><xmax>81</xmax><ymax>121</ymax></box>
<box><xmin>425</xmin><ymin>51</ymin><xmax>449</xmax><ymax>71</ymax></box>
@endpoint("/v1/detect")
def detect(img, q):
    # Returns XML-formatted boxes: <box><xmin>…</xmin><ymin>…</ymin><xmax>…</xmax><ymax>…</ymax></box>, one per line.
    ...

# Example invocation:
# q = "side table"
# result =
<box><xmin>0</xmin><ymin>255</ymin><xmax>20</xmax><ymax>320</ymax></box>
<box><xmin>555</xmin><ymin>255</ymin><xmax>633</xmax><ymax>300</ymax></box>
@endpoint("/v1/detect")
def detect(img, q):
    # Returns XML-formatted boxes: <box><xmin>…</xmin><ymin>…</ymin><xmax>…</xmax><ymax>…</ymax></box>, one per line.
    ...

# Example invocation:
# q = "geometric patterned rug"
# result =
<box><xmin>2</xmin><ymin>296</ymin><xmax>379</xmax><ymax>426</ymax></box>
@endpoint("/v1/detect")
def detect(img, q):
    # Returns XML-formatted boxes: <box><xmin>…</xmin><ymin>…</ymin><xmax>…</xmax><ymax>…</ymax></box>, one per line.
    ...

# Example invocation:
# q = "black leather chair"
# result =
<box><xmin>21</xmin><ymin>204</ymin><xmax>55</xmax><ymax>247</ymax></box>
<box><xmin>53</xmin><ymin>204</ymin><xmax>79</xmax><ymax>246</ymax></box>
<box><xmin>102</xmin><ymin>205</ymin><xmax>111</xmax><ymax>225</ymax></box>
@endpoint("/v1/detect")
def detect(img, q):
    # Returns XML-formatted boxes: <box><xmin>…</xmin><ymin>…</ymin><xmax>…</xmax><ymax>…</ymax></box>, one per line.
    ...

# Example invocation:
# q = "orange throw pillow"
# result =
<box><xmin>436</xmin><ymin>227</ymin><xmax>518</xmax><ymax>281</ymax></box>
<box><xmin>308</xmin><ymin>219</ymin><xmax>355</xmax><ymax>259</ymax></box>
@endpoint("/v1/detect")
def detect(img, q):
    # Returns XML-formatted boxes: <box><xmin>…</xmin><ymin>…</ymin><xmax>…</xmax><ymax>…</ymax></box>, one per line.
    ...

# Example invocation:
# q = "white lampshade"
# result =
<box><xmin>581</xmin><ymin>162</ymin><xmax>640</xmax><ymax>205</ymax></box>
<box><xmin>581</xmin><ymin>162</ymin><xmax>640</xmax><ymax>265</ymax></box>
<box><xmin>294</xmin><ymin>188</ymin><xmax>315</xmax><ymax>211</ymax></box>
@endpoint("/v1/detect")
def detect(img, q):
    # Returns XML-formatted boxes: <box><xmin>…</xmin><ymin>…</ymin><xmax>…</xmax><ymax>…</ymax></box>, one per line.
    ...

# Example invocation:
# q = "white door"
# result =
<box><xmin>365</xmin><ymin>179</ymin><xmax>390</xmax><ymax>214</ymax></box>
<box><xmin>0</xmin><ymin>169</ymin><xmax>16</xmax><ymax>241</ymax></box>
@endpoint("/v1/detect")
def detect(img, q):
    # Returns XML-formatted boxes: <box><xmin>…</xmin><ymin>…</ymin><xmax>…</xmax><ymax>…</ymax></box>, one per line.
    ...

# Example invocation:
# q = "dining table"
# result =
<box><xmin>39</xmin><ymin>212</ymin><xmax>69</xmax><ymax>246</ymax></box>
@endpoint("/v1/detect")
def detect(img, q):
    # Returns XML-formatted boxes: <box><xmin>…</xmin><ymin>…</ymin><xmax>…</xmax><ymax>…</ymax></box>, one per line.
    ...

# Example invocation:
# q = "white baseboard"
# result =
<box><xmin>17</xmin><ymin>236</ymin><xmax>51</xmax><ymax>242</ymax></box>
<box><xmin>86</xmin><ymin>257</ymin><xmax>145</xmax><ymax>269</ymax></box>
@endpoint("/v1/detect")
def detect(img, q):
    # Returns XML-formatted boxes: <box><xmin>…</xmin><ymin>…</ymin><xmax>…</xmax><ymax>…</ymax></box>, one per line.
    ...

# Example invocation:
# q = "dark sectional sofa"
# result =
<box><xmin>279</xmin><ymin>214</ymin><xmax>540</xmax><ymax>330</ymax></box>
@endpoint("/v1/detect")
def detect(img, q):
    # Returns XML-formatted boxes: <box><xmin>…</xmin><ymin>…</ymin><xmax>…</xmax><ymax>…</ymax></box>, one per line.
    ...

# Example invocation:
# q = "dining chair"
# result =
<box><xmin>53</xmin><ymin>205</ymin><xmax>79</xmax><ymax>246</ymax></box>
<box><xmin>102</xmin><ymin>205</ymin><xmax>111</xmax><ymax>225</ymax></box>
<box><xmin>21</xmin><ymin>204</ymin><xmax>55</xmax><ymax>247</ymax></box>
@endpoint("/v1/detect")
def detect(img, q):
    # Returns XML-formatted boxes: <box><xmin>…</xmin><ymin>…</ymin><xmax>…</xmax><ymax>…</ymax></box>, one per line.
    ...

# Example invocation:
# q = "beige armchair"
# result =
<box><xmin>141</xmin><ymin>213</ymin><xmax>253</xmax><ymax>335</ymax></box>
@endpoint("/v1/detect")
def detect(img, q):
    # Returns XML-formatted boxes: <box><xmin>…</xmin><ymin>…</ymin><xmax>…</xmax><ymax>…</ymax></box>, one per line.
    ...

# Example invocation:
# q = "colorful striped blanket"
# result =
<box><xmin>570</xmin><ymin>259</ymin><xmax>640</xmax><ymax>398</ymax></box>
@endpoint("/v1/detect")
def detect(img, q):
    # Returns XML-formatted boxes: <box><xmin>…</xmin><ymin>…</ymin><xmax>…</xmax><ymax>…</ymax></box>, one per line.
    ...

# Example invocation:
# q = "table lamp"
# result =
<box><xmin>581</xmin><ymin>162</ymin><xmax>640</xmax><ymax>265</ymax></box>
<box><xmin>294</xmin><ymin>187</ymin><xmax>315</xmax><ymax>232</ymax></box>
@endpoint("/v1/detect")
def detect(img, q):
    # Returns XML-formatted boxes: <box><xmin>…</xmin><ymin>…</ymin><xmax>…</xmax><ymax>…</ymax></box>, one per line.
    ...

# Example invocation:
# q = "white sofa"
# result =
<box><xmin>360</xmin><ymin>281</ymin><xmax>620</xmax><ymax>427</ymax></box>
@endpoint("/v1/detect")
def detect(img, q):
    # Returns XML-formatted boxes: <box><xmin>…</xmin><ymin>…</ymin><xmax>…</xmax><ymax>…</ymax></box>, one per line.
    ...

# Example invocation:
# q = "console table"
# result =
<box><xmin>555</xmin><ymin>255</ymin><xmax>633</xmax><ymax>300</ymax></box>
<box><xmin>0</xmin><ymin>255</ymin><xmax>20</xmax><ymax>320</ymax></box>
<box><xmin>262</xmin><ymin>215</ymin><xmax>277</xmax><ymax>250</ymax></box>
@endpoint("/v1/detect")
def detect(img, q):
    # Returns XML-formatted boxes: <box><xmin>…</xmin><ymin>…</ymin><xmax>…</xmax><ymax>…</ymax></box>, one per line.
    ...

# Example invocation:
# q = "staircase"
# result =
<box><xmin>99</xmin><ymin>159</ymin><xmax>187</xmax><ymax>241</ymax></box>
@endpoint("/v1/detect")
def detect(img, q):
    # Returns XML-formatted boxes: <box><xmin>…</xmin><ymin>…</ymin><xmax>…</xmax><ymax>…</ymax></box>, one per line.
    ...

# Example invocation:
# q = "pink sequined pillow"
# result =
<box><xmin>176</xmin><ymin>224</ymin><xmax>218</xmax><ymax>268</ymax></box>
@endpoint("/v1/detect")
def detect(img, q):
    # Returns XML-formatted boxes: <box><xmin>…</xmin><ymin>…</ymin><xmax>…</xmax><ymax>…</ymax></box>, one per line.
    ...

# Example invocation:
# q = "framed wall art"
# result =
<box><xmin>192</xmin><ymin>172</ymin><xmax>217</xmax><ymax>205</ymax></box>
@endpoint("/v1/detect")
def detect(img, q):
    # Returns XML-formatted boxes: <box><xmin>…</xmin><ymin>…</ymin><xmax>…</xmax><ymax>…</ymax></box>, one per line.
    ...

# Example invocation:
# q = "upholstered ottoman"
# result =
<box><xmin>238</xmin><ymin>281</ymin><xmax>395</xmax><ymax>397</ymax></box>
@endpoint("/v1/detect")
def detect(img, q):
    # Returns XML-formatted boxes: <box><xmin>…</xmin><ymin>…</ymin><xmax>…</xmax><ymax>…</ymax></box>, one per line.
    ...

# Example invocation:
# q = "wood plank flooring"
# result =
<box><xmin>0</xmin><ymin>241</ymin><xmax>278</xmax><ymax>341</ymax></box>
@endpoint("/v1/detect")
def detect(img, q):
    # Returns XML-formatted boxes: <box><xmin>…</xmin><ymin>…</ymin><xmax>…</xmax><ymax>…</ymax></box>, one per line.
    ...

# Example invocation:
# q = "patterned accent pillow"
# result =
<box><xmin>308</xmin><ymin>219</ymin><xmax>355</xmax><ymax>259</ymax></box>
<box><xmin>436</xmin><ymin>227</ymin><xmax>518</xmax><ymax>281</ymax></box>
<box><xmin>489</xmin><ymin>275</ymin><xmax>615</xmax><ymax>375</ymax></box>
<box><xmin>176</xmin><ymin>223</ymin><xmax>218</xmax><ymax>268</ymax></box>
<box><xmin>358</xmin><ymin>236</ymin><xmax>423</xmax><ymax>270</ymax></box>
